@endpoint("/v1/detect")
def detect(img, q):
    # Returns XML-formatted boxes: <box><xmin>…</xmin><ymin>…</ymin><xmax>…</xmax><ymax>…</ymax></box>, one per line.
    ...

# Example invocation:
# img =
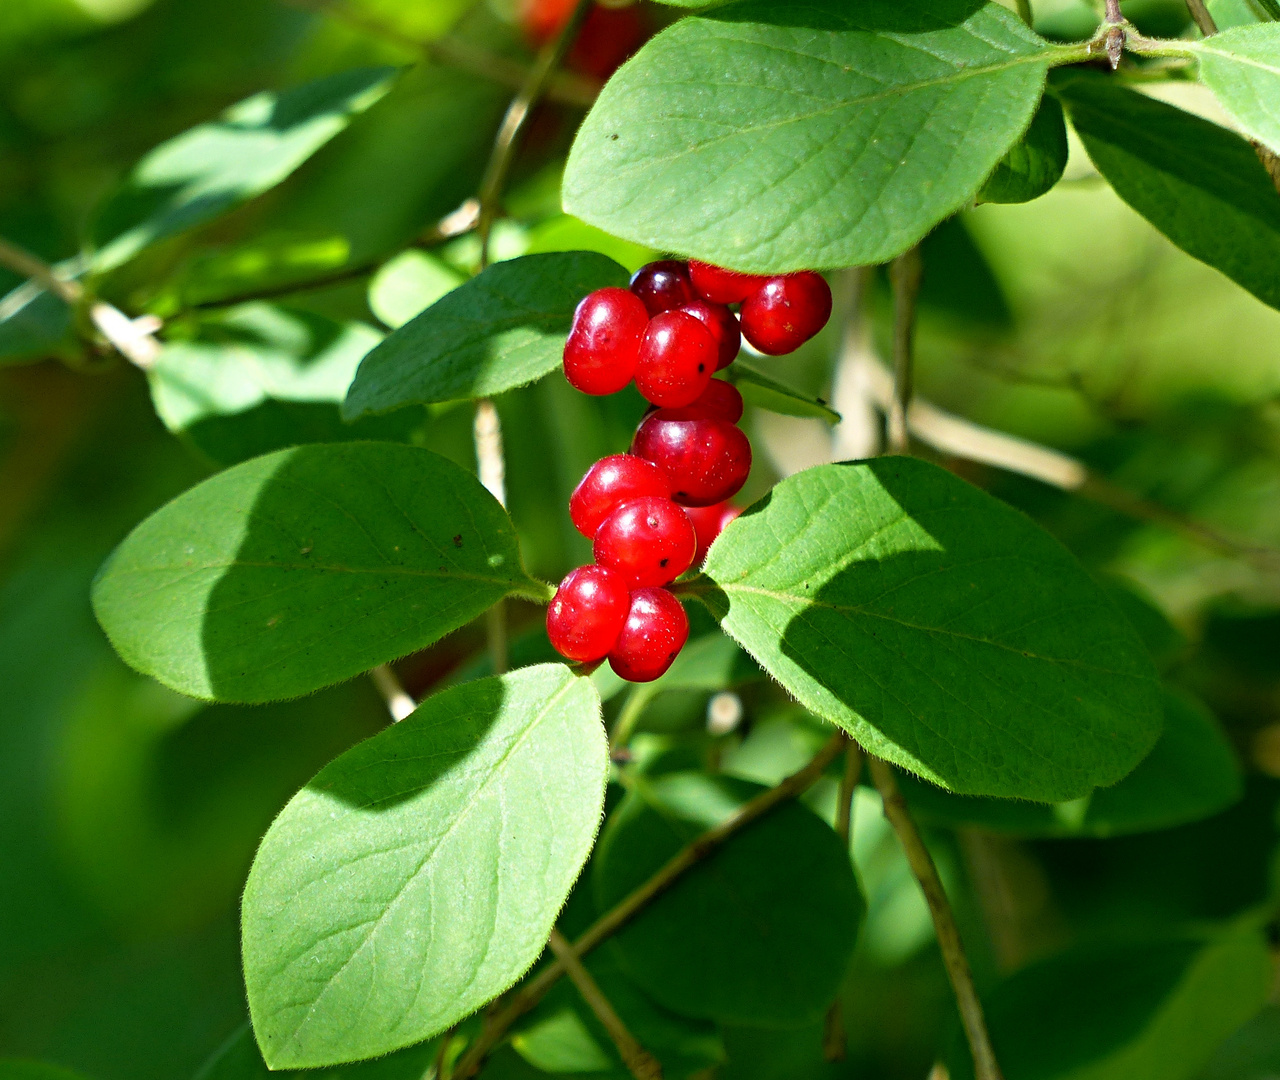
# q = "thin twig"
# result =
<box><xmin>476</xmin><ymin>0</ymin><xmax>593</xmax><ymax>269</ymax></box>
<box><xmin>432</xmin><ymin>1025</ymin><xmax>457</xmax><ymax>1080</ymax></box>
<box><xmin>452</xmin><ymin>731</ymin><xmax>848</xmax><ymax>1078</ymax></box>
<box><xmin>867</xmin><ymin>755</ymin><xmax>1003</xmax><ymax>1080</ymax></box>
<box><xmin>370</xmin><ymin>664</ymin><xmax>416</xmax><ymax>721</ymax></box>
<box><xmin>1015</xmin><ymin>0</ymin><xmax>1033</xmax><ymax>26</ymax></box>
<box><xmin>474</xmin><ymin>399</ymin><xmax>509</xmax><ymax>673</ymax></box>
<box><xmin>822</xmin><ymin>735</ymin><xmax>862</xmax><ymax>1063</ymax></box>
<box><xmin>547</xmin><ymin>928</ymin><xmax>664</xmax><ymax>1080</ymax></box>
<box><xmin>888</xmin><ymin>245</ymin><xmax>923</xmax><ymax>454</ymax></box>
<box><xmin>1185</xmin><ymin>0</ymin><xmax>1219</xmax><ymax>35</ymax></box>
<box><xmin>610</xmin><ymin>684</ymin><xmax>657</xmax><ymax>751</ymax></box>
<box><xmin>0</xmin><ymin>237</ymin><xmax>80</xmax><ymax>304</ymax></box>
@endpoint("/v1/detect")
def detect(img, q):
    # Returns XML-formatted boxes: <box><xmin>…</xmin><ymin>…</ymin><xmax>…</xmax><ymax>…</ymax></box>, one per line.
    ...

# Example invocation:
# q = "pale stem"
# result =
<box><xmin>473</xmin><ymin>399</ymin><xmax>509</xmax><ymax>675</ymax></box>
<box><xmin>867</xmin><ymin>755</ymin><xmax>1003</xmax><ymax>1080</ymax></box>
<box><xmin>822</xmin><ymin>735</ymin><xmax>863</xmax><ymax>1062</ymax></box>
<box><xmin>610</xmin><ymin>684</ymin><xmax>657</xmax><ymax>751</ymax></box>
<box><xmin>888</xmin><ymin>245</ymin><xmax>923</xmax><ymax>454</ymax></box>
<box><xmin>547</xmin><ymin>928</ymin><xmax>664</xmax><ymax>1080</ymax></box>
<box><xmin>431</xmin><ymin>1025</ymin><xmax>457</xmax><ymax>1080</ymax></box>
<box><xmin>1015</xmin><ymin>0</ymin><xmax>1033</xmax><ymax>26</ymax></box>
<box><xmin>370</xmin><ymin>664</ymin><xmax>416</xmax><ymax>722</ymax></box>
<box><xmin>451</xmin><ymin>732</ymin><xmax>848</xmax><ymax>1077</ymax></box>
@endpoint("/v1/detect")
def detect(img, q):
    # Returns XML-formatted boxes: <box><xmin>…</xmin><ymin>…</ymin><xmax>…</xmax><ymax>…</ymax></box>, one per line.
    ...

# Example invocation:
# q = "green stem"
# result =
<box><xmin>611</xmin><ymin>684</ymin><xmax>658</xmax><ymax>750</ymax></box>
<box><xmin>1015</xmin><ymin>0</ymin><xmax>1033</xmax><ymax>26</ymax></box>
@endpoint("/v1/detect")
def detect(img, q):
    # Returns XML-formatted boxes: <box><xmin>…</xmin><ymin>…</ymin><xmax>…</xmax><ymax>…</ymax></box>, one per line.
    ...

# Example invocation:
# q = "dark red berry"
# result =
<box><xmin>631</xmin><ymin>411</ymin><xmax>752</xmax><ymax>507</ymax></box>
<box><xmin>680</xmin><ymin>299</ymin><xmax>741</xmax><ymax>370</ymax></box>
<box><xmin>688</xmin><ymin>260</ymin><xmax>770</xmax><ymax>305</ymax></box>
<box><xmin>593</xmin><ymin>496</ymin><xmax>697</xmax><ymax>588</ymax></box>
<box><xmin>673</xmin><ymin>378</ymin><xmax>743</xmax><ymax>424</ymax></box>
<box><xmin>739</xmin><ymin>272</ymin><xmax>833</xmax><ymax>356</ymax></box>
<box><xmin>569</xmin><ymin>454</ymin><xmax>671</xmax><ymax>539</ymax></box>
<box><xmin>546</xmin><ymin>565</ymin><xmax>631</xmax><ymax>662</ymax></box>
<box><xmin>686</xmin><ymin>502</ymin><xmax>743</xmax><ymax>564</ymax></box>
<box><xmin>608</xmin><ymin>587</ymin><xmax>690</xmax><ymax>683</ymax></box>
<box><xmin>635</xmin><ymin>310</ymin><xmax>716</xmax><ymax>408</ymax></box>
<box><xmin>630</xmin><ymin>260</ymin><xmax>695</xmax><ymax>317</ymax></box>
<box><xmin>563</xmin><ymin>287</ymin><xmax>649</xmax><ymax>395</ymax></box>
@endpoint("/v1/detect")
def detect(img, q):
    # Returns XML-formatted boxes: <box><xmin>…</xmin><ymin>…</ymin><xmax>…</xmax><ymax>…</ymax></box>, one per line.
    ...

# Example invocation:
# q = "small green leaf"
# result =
<box><xmin>725</xmin><ymin>361</ymin><xmax>841</xmax><ymax>423</ymax></box>
<box><xmin>367</xmin><ymin>250</ymin><xmax>464</xmax><ymax>330</ymax></box>
<box><xmin>593</xmin><ymin>772</ymin><xmax>862</xmax><ymax>1026</ymax></box>
<box><xmin>901</xmin><ymin>687</ymin><xmax>1242</xmax><ymax>837</ymax></box>
<box><xmin>563</xmin><ymin>0</ymin><xmax>1054</xmax><ymax>271</ymax></box>
<box><xmin>1193</xmin><ymin>24</ymin><xmax>1280</xmax><ymax>153</ymax></box>
<box><xmin>693</xmin><ymin>457</ymin><xmax>1162</xmax><ymax>801</ymax></box>
<box><xmin>343</xmin><ymin>252</ymin><xmax>629</xmax><ymax>418</ymax></box>
<box><xmin>92</xmin><ymin>67</ymin><xmax>397</xmax><ymax>272</ymax></box>
<box><xmin>92</xmin><ymin>443</ymin><xmax>543</xmax><ymax>703</ymax></box>
<box><xmin>243</xmin><ymin>665</ymin><xmax>607</xmax><ymax>1069</ymax></box>
<box><xmin>978</xmin><ymin>93</ymin><xmax>1068</xmax><ymax>204</ymax></box>
<box><xmin>1055</xmin><ymin>70</ymin><xmax>1280</xmax><ymax>312</ymax></box>
<box><xmin>194</xmin><ymin>1023</ymin><xmax>438</xmax><ymax>1079</ymax></box>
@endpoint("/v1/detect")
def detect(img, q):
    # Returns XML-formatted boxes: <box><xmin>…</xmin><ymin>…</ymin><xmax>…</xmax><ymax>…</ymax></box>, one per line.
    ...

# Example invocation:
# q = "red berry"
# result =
<box><xmin>688</xmin><ymin>260</ymin><xmax>771</xmax><ymax>305</ymax></box>
<box><xmin>631</xmin><ymin>411</ymin><xmax>752</xmax><ymax>507</ymax></box>
<box><xmin>546</xmin><ymin>565</ymin><xmax>631</xmax><ymax>662</ymax></box>
<box><xmin>608</xmin><ymin>587</ymin><xmax>690</xmax><ymax>683</ymax></box>
<box><xmin>676</xmin><ymin>378</ymin><xmax>743</xmax><ymax>424</ymax></box>
<box><xmin>569</xmin><ymin>454</ymin><xmax>671</xmax><ymax>539</ymax></box>
<box><xmin>630</xmin><ymin>260</ymin><xmax>695</xmax><ymax>317</ymax></box>
<box><xmin>593</xmin><ymin>496</ymin><xmax>697</xmax><ymax>588</ymax></box>
<box><xmin>739</xmin><ymin>272</ymin><xmax>833</xmax><ymax>355</ymax></box>
<box><xmin>680</xmin><ymin>299</ymin><xmax>741</xmax><ymax>370</ymax></box>
<box><xmin>635</xmin><ymin>310</ymin><xmax>716</xmax><ymax>408</ymax></box>
<box><xmin>686</xmin><ymin>502</ymin><xmax>743</xmax><ymax>564</ymax></box>
<box><xmin>563</xmin><ymin>287</ymin><xmax>649</xmax><ymax>395</ymax></box>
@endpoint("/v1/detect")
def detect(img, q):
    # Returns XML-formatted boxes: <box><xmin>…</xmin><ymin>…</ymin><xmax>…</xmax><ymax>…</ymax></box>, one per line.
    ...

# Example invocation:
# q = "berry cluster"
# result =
<box><xmin>550</xmin><ymin>258</ymin><xmax>831</xmax><ymax>682</ymax></box>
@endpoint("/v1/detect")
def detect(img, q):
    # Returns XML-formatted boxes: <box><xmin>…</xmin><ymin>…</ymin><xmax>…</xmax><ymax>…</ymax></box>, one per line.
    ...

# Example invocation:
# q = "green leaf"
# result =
<box><xmin>343</xmin><ymin>252</ymin><xmax>629</xmax><ymax>418</ymax></box>
<box><xmin>92</xmin><ymin>67</ymin><xmax>397</xmax><ymax>272</ymax></box>
<box><xmin>194</xmin><ymin>1023</ymin><xmax>438</xmax><ymax>1079</ymax></box>
<box><xmin>1193</xmin><ymin>25</ymin><xmax>1280</xmax><ymax>154</ymax></box>
<box><xmin>562</xmin><ymin>0</ymin><xmax>1054</xmax><ymax>272</ymax></box>
<box><xmin>1055</xmin><ymin>70</ymin><xmax>1280</xmax><ymax>312</ymax></box>
<box><xmin>243</xmin><ymin>665</ymin><xmax>607</xmax><ymax>1069</ymax></box>
<box><xmin>0</xmin><ymin>1063</ymin><xmax>91</xmax><ymax>1080</ymax></box>
<box><xmin>593</xmin><ymin>772</ymin><xmax>862</xmax><ymax>1026</ymax></box>
<box><xmin>724</xmin><ymin>361</ymin><xmax>841</xmax><ymax>423</ymax></box>
<box><xmin>367</xmin><ymin>250</ymin><xmax>464</xmax><ymax>330</ymax></box>
<box><xmin>947</xmin><ymin>927</ymin><xmax>1274</xmax><ymax>1080</ymax></box>
<box><xmin>900</xmin><ymin>687</ymin><xmax>1242</xmax><ymax>837</ymax></box>
<box><xmin>693</xmin><ymin>457</ymin><xmax>1162</xmax><ymax>801</ymax></box>
<box><xmin>978</xmin><ymin>93</ymin><xmax>1068</xmax><ymax>204</ymax></box>
<box><xmin>0</xmin><ymin>283</ymin><xmax>73</xmax><ymax>364</ymax></box>
<box><xmin>92</xmin><ymin>443</ymin><xmax>543</xmax><ymax>703</ymax></box>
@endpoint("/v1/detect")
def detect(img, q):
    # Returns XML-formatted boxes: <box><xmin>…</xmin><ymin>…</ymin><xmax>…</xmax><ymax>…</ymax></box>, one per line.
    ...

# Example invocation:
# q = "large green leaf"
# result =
<box><xmin>692</xmin><ymin>457</ymin><xmax>1162</xmax><ymax>801</ymax></box>
<box><xmin>0</xmin><ymin>1064</ymin><xmax>91</xmax><ymax>1080</ymax></box>
<box><xmin>92</xmin><ymin>67</ymin><xmax>397</xmax><ymax>272</ymax></box>
<box><xmin>193</xmin><ymin>1024</ymin><xmax>437</xmax><ymax>1079</ymax></box>
<box><xmin>1055</xmin><ymin>70</ymin><xmax>1280</xmax><ymax>311</ymax></box>
<box><xmin>978</xmin><ymin>92</ymin><xmax>1068</xmax><ymax>204</ymax></box>
<box><xmin>1193</xmin><ymin>24</ymin><xmax>1280</xmax><ymax>154</ymax></box>
<box><xmin>243</xmin><ymin>665</ymin><xmax>606</xmax><ymax>1069</ymax></box>
<box><xmin>593</xmin><ymin>772</ymin><xmax>862</xmax><ymax>1026</ymax></box>
<box><xmin>900</xmin><ymin>687</ymin><xmax>1242</xmax><ymax>837</ymax></box>
<box><xmin>947</xmin><ymin>927</ymin><xmax>1273</xmax><ymax>1080</ymax></box>
<box><xmin>343</xmin><ymin>252</ymin><xmax>628</xmax><ymax>418</ymax></box>
<box><xmin>562</xmin><ymin>0</ymin><xmax>1055</xmax><ymax>272</ymax></box>
<box><xmin>92</xmin><ymin>443</ymin><xmax>544</xmax><ymax>703</ymax></box>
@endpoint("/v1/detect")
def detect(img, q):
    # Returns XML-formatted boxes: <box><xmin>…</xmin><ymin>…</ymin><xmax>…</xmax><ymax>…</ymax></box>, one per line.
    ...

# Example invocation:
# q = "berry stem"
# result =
<box><xmin>609</xmin><ymin>683</ymin><xmax>658</xmax><ymax>751</ymax></box>
<box><xmin>888</xmin><ymin>244</ymin><xmax>922</xmax><ymax>455</ymax></box>
<box><xmin>475</xmin><ymin>399</ymin><xmax>510</xmax><ymax>674</ymax></box>
<box><xmin>822</xmin><ymin>734</ymin><xmax>861</xmax><ymax>1062</ymax></box>
<box><xmin>369</xmin><ymin>664</ymin><xmax>416</xmax><ymax>722</ymax></box>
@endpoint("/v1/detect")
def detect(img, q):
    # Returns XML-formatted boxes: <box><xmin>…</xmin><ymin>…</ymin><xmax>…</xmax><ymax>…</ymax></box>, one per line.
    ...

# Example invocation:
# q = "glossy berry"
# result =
<box><xmin>671</xmin><ymin>378</ymin><xmax>743</xmax><ymax>424</ymax></box>
<box><xmin>569</xmin><ymin>454</ymin><xmax>671</xmax><ymax>539</ymax></box>
<box><xmin>609</xmin><ymin>587</ymin><xmax>690</xmax><ymax>683</ymax></box>
<box><xmin>632</xmin><ymin>411</ymin><xmax>752</xmax><ymax>507</ymax></box>
<box><xmin>688</xmin><ymin>260</ymin><xmax>770</xmax><ymax>305</ymax></box>
<box><xmin>680</xmin><ymin>298</ymin><xmax>741</xmax><ymax>370</ymax></box>
<box><xmin>546</xmin><ymin>565</ymin><xmax>631</xmax><ymax>662</ymax></box>
<box><xmin>685</xmin><ymin>502</ymin><xmax>743</xmax><ymax>564</ymax></box>
<box><xmin>739</xmin><ymin>272</ymin><xmax>833</xmax><ymax>355</ymax></box>
<box><xmin>635</xmin><ymin>310</ymin><xmax>716</xmax><ymax>408</ymax></box>
<box><xmin>593</xmin><ymin>496</ymin><xmax>697</xmax><ymax>588</ymax></box>
<box><xmin>630</xmin><ymin>260</ymin><xmax>695</xmax><ymax>317</ymax></box>
<box><xmin>522</xmin><ymin>1</ymin><xmax>648</xmax><ymax>81</ymax></box>
<box><xmin>563</xmin><ymin>287</ymin><xmax>649</xmax><ymax>395</ymax></box>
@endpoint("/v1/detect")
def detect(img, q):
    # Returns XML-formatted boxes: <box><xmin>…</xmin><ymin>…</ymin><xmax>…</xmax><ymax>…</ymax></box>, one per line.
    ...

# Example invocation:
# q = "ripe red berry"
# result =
<box><xmin>685</xmin><ymin>502</ymin><xmax>743</xmax><ymax>564</ymax></box>
<box><xmin>563</xmin><ymin>287</ymin><xmax>649</xmax><ymax>396</ymax></box>
<box><xmin>630</xmin><ymin>260</ymin><xmax>695</xmax><ymax>317</ymax></box>
<box><xmin>680</xmin><ymin>299</ymin><xmax>741</xmax><ymax>370</ymax></box>
<box><xmin>739</xmin><ymin>272</ymin><xmax>833</xmax><ymax>356</ymax></box>
<box><xmin>635</xmin><ymin>310</ymin><xmax>716</xmax><ymax>408</ymax></box>
<box><xmin>631</xmin><ymin>411</ymin><xmax>752</xmax><ymax>507</ymax></box>
<box><xmin>608</xmin><ymin>587</ymin><xmax>690</xmax><ymax>683</ymax></box>
<box><xmin>546</xmin><ymin>565</ymin><xmax>631</xmax><ymax>662</ymax></box>
<box><xmin>569</xmin><ymin>454</ymin><xmax>671</xmax><ymax>539</ymax></box>
<box><xmin>593</xmin><ymin>496</ymin><xmax>697</xmax><ymax>588</ymax></box>
<box><xmin>674</xmin><ymin>378</ymin><xmax>743</xmax><ymax>424</ymax></box>
<box><xmin>688</xmin><ymin>260</ymin><xmax>771</xmax><ymax>305</ymax></box>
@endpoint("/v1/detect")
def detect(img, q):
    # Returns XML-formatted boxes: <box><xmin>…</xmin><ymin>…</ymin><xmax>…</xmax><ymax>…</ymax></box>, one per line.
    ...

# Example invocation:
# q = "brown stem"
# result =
<box><xmin>867</xmin><ymin>755</ymin><xmax>1003</xmax><ymax>1080</ymax></box>
<box><xmin>1184</xmin><ymin>0</ymin><xmax>1219</xmax><ymax>35</ymax></box>
<box><xmin>822</xmin><ymin>736</ymin><xmax>862</xmax><ymax>1062</ymax></box>
<box><xmin>547</xmin><ymin>928</ymin><xmax>664</xmax><ymax>1080</ymax></box>
<box><xmin>0</xmin><ymin>237</ymin><xmax>82</xmax><ymax>304</ymax></box>
<box><xmin>476</xmin><ymin>0</ymin><xmax>593</xmax><ymax>269</ymax></box>
<box><xmin>888</xmin><ymin>245</ymin><xmax>923</xmax><ymax>454</ymax></box>
<box><xmin>452</xmin><ymin>731</ymin><xmax>848</xmax><ymax>1077</ymax></box>
<box><xmin>432</xmin><ymin>1025</ymin><xmax>457</xmax><ymax>1080</ymax></box>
